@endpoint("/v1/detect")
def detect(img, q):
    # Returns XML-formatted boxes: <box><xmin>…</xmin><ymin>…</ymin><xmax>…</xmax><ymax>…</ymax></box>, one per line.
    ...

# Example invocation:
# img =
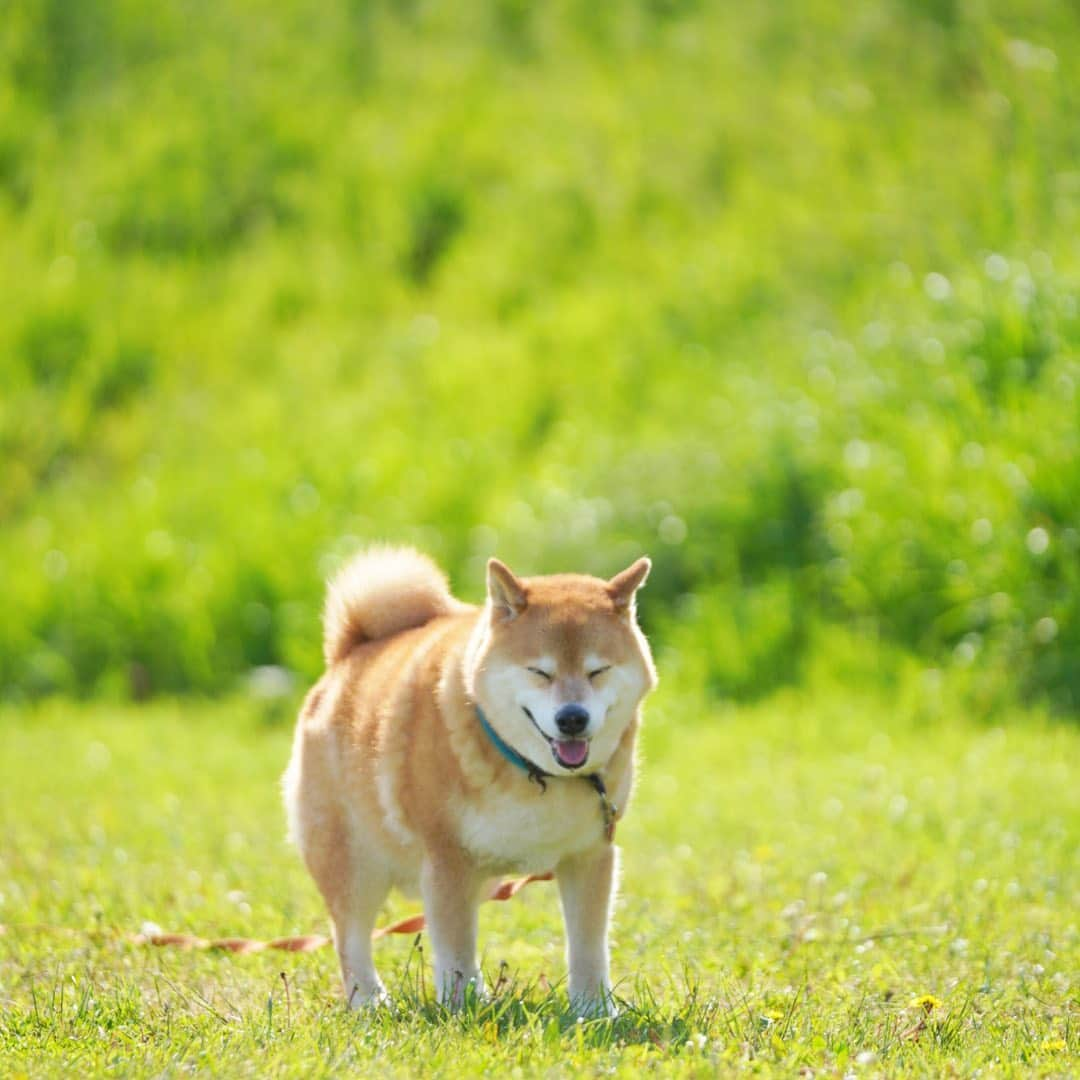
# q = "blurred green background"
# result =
<box><xmin>1</xmin><ymin>0</ymin><xmax>1077</xmax><ymax>714</ymax></box>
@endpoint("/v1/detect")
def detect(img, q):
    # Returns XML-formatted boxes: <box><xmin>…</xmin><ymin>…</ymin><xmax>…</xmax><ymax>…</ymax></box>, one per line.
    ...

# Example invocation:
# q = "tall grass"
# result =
<box><xmin>1</xmin><ymin>0</ymin><xmax>1077</xmax><ymax>711</ymax></box>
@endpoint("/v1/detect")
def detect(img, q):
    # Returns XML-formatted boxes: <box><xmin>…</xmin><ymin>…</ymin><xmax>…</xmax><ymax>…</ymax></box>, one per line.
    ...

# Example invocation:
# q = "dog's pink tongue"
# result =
<box><xmin>555</xmin><ymin>739</ymin><xmax>589</xmax><ymax>767</ymax></box>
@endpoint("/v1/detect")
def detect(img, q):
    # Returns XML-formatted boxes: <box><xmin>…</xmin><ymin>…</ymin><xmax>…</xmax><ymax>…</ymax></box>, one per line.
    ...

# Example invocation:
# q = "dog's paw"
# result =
<box><xmin>569</xmin><ymin>989</ymin><xmax>617</xmax><ymax>1020</ymax></box>
<box><xmin>345</xmin><ymin>981</ymin><xmax>389</xmax><ymax>1010</ymax></box>
<box><xmin>437</xmin><ymin>970</ymin><xmax>486</xmax><ymax>1012</ymax></box>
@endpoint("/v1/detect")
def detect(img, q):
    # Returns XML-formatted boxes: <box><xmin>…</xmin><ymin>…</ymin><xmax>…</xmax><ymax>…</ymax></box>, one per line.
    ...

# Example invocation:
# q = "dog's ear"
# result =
<box><xmin>607</xmin><ymin>556</ymin><xmax>651</xmax><ymax>614</ymax></box>
<box><xmin>487</xmin><ymin>558</ymin><xmax>527</xmax><ymax>620</ymax></box>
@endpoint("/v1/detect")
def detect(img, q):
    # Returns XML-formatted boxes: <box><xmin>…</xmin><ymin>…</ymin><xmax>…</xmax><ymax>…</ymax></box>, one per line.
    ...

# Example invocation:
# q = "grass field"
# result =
<box><xmin>3</xmin><ymin>0</ymin><xmax>1080</xmax><ymax>1074</ymax></box>
<box><xmin>3</xmin><ymin>0</ymin><xmax>1080</xmax><ymax>713</ymax></box>
<box><xmin>2</xmin><ymin>682</ymin><xmax>1077</xmax><ymax>1076</ymax></box>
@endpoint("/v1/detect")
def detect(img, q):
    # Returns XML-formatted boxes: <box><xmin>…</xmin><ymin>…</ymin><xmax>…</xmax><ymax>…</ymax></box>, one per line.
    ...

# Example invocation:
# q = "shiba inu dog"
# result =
<box><xmin>283</xmin><ymin>546</ymin><xmax>657</xmax><ymax>1013</ymax></box>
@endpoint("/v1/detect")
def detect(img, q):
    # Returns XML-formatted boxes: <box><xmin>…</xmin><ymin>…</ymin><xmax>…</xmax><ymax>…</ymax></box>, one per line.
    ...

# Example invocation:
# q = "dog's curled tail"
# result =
<box><xmin>323</xmin><ymin>546</ymin><xmax>457</xmax><ymax>666</ymax></box>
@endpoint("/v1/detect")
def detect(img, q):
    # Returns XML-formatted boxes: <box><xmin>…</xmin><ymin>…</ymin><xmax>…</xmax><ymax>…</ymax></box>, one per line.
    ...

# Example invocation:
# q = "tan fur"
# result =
<box><xmin>322</xmin><ymin>546</ymin><xmax>463</xmax><ymax>666</ymax></box>
<box><xmin>284</xmin><ymin>547</ymin><xmax>656</xmax><ymax>1012</ymax></box>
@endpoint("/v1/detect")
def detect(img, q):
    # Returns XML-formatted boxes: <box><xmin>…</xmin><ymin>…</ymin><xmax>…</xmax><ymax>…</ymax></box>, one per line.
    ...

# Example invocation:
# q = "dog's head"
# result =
<box><xmin>465</xmin><ymin>557</ymin><xmax>657</xmax><ymax>776</ymax></box>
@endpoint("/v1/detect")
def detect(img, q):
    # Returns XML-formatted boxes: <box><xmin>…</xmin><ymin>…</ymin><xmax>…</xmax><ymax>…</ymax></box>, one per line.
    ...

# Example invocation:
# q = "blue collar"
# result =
<box><xmin>473</xmin><ymin>705</ymin><xmax>619</xmax><ymax>842</ymax></box>
<box><xmin>474</xmin><ymin>705</ymin><xmax>548</xmax><ymax>779</ymax></box>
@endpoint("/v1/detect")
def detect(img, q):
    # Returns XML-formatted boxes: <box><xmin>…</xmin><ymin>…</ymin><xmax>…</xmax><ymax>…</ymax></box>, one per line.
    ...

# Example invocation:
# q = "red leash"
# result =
<box><xmin>1</xmin><ymin>873</ymin><xmax>553</xmax><ymax>954</ymax></box>
<box><xmin>371</xmin><ymin>871</ymin><xmax>552</xmax><ymax>940</ymax></box>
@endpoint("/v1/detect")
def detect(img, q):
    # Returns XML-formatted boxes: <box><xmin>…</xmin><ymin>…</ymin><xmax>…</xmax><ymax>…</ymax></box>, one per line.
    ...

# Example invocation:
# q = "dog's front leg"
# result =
<box><xmin>421</xmin><ymin>847</ymin><xmax>484</xmax><ymax>1008</ymax></box>
<box><xmin>557</xmin><ymin>843</ymin><xmax>617</xmax><ymax>1016</ymax></box>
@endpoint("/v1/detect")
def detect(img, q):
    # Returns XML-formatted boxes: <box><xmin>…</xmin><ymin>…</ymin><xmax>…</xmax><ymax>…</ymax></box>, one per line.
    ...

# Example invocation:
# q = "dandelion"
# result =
<box><xmin>909</xmin><ymin>994</ymin><xmax>942</xmax><ymax>1013</ymax></box>
<box><xmin>1041</xmin><ymin>1038</ymin><xmax>1066</xmax><ymax>1053</ymax></box>
<box><xmin>758</xmin><ymin>1009</ymin><xmax>782</xmax><ymax>1031</ymax></box>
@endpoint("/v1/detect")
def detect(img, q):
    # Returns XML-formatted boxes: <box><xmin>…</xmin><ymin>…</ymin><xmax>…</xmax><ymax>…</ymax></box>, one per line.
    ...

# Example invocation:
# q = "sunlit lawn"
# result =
<box><xmin>2</xmin><ymin>684</ymin><xmax>1077</xmax><ymax>1076</ymax></box>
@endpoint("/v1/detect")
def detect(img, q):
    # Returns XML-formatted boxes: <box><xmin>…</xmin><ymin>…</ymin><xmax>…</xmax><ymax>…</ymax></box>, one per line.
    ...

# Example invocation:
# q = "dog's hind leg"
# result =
<box><xmin>286</xmin><ymin>739</ymin><xmax>391</xmax><ymax>1007</ymax></box>
<box><xmin>420</xmin><ymin>846</ymin><xmax>484</xmax><ymax>1008</ymax></box>
<box><xmin>329</xmin><ymin>854</ymin><xmax>391</xmax><ymax>1008</ymax></box>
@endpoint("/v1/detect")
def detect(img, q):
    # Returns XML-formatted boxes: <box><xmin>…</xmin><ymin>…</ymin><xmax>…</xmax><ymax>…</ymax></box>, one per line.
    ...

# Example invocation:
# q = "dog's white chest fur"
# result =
<box><xmin>456</xmin><ymin>781</ymin><xmax>604</xmax><ymax>874</ymax></box>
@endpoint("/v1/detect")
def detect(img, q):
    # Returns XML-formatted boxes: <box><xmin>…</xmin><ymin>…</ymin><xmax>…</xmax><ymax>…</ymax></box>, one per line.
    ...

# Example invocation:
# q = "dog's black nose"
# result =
<box><xmin>555</xmin><ymin>704</ymin><xmax>589</xmax><ymax>736</ymax></box>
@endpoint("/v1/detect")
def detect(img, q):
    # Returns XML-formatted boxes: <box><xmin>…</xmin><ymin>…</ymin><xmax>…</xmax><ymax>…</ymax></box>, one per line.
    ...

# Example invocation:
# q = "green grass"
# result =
<box><xmin>2</xmin><ymin>0</ymin><xmax>1080</xmax><ymax>712</ymax></box>
<box><xmin>2</xmin><ymin>2</ymin><xmax>1079</xmax><ymax>1073</ymax></box>
<box><xmin>2</xmin><ymin>684</ymin><xmax>1077</xmax><ymax>1076</ymax></box>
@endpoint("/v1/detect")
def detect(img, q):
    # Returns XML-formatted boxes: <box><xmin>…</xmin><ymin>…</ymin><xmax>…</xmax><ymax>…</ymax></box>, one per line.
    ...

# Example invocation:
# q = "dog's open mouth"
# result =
<box><xmin>551</xmin><ymin>738</ymin><xmax>589</xmax><ymax>769</ymax></box>
<box><xmin>523</xmin><ymin>707</ymin><xmax>590</xmax><ymax>770</ymax></box>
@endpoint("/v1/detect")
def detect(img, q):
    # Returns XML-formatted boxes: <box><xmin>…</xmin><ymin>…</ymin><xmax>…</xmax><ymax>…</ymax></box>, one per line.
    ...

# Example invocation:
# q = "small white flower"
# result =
<box><xmin>924</xmin><ymin>273</ymin><xmax>952</xmax><ymax>301</ymax></box>
<box><xmin>844</xmin><ymin>440</ymin><xmax>871</xmax><ymax>469</ymax></box>
<box><xmin>984</xmin><ymin>253</ymin><xmax>1010</xmax><ymax>281</ymax></box>
<box><xmin>1027</xmin><ymin>527</ymin><xmax>1050</xmax><ymax>555</ymax></box>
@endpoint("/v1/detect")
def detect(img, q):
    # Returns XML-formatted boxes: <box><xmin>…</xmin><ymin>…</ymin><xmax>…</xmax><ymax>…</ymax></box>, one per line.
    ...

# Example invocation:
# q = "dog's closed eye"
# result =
<box><xmin>527</xmin><ymin>667</ymin><xmax>553</xmax><ymax>683</ymax></box>
<box><xmin>587</xmin><ymin>666</ymin><xmax>611</xmax><ymax>682</ymax></box>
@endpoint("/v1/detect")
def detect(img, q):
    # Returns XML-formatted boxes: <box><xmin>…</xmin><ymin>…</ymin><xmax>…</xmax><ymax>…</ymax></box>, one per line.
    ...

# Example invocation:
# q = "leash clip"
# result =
<box><xmin>587</xmin><ymin>773</ymin><xmax>618</xmax><ymax>843</ymax></box>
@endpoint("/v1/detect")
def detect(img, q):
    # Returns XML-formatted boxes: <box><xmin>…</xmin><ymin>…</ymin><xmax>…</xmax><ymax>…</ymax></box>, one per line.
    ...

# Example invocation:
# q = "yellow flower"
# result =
<box><xmin>908</xmin><ymin>994</ymin><xmax>942</xmax><ymax>1012</ymax></box>
<box><xmin>1041</xmin><ymin>1038</ymin><xmax>1066</xmax><ymax>1053</ymax></box>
